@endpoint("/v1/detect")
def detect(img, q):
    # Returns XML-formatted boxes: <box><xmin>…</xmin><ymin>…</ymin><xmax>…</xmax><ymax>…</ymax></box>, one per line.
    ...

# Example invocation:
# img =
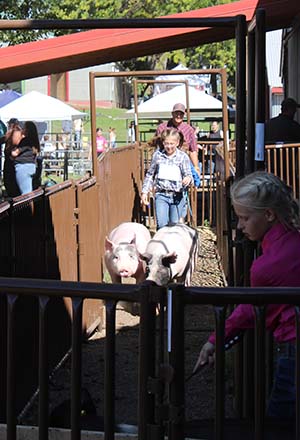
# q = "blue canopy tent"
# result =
<box><xmin>0</xmin><ymin>90</ymin><xmax>21</xmax><ymax>108</ymax></box>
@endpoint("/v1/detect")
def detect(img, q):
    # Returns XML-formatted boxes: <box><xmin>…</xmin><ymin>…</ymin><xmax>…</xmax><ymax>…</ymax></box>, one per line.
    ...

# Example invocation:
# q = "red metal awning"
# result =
<box><xmin>0</xmin><ymin>0</ymin><xmax>298</xmax><ymax>83</ymax></box>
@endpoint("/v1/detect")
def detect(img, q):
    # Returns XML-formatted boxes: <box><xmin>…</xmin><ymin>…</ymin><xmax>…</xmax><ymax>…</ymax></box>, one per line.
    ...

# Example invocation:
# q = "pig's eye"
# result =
<box><xmin>145</xmin><ymin>266</ymin><xmax>150</xmax><ymax>275</ymax></box>
<box><xmin>113</xmin><ymin>256</ymin><xmax>118</xmax><ymax>261</ymax></box>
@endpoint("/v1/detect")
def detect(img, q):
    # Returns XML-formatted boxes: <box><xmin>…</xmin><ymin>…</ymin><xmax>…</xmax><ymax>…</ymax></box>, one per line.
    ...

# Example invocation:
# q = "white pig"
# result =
<box><xmin>104</xmin><ymin>222</ymin><xmax>151</xmax><ymax>284</ymax></box>
<box><xmin>142</xmin><ymin>224</ymin><xmax>198</xmax><ymax>286</ymax></box>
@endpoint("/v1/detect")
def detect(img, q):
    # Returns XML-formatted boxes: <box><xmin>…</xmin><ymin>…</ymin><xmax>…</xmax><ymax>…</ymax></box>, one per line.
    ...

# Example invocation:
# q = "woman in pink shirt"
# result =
<box><xmin>194</xmin><ymin>171</ymin><xmax>300</xmax><ymax>419</ymax></box>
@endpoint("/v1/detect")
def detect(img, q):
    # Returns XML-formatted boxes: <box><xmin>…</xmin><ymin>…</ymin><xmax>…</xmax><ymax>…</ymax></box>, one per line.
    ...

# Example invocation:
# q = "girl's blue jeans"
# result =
<box><xmin>267</xmin><ymin>343</ymin><xmax>295</xmax><ymax>419</ymax></box>
<box><xmin>15</xmin><ymin>163</ymin><xmax>36</xmax><ymax>195</ymax></box>
<box><xmin>155</xmin><ymin>191</ymin><xmax>186</xmax><ymax>229</ymax></box>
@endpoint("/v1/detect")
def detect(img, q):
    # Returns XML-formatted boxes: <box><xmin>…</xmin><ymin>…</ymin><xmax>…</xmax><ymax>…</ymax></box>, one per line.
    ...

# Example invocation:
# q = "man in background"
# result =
<box><xmin>265</xmin><ymin>97</ymin><xmax>300</xmax><ymax>144</ymax></box>
<box><xmin>209</xmin><ymin>121</ymin><xmax>223</xmax><ymax>140</ymax></box>
<box><xmin>265</xmin><ymin>97</ymin><xmax>300</xmax><ymax>181</ymax></box>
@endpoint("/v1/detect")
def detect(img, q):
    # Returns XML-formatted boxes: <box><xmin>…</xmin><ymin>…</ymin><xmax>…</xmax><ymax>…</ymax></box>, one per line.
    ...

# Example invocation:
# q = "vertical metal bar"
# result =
<box><xmin>133</xmin><ymin>80</ymin><xmax>139</xmax><ymax>143</ymax></box>
<box><xmin>7</xmin><ymin>294</ymin><xmax>18</xmax><ymax>440</ymax></box>
<box><xmin>138</xmin><ymin>285</ymin><xmax>156</xmax><ymax>440</ymax></box>
<box><xmin>10</xmin><ymin>205</ymin><xmax>16</xmax><ymax>277</ymax></box>
<box><xmin>168</xmin><ymin>285</ymin><xmax>185</xmax><ymax>440</ymax></box>
<box><xmin>254</xmin><ymin>9</ymin><xmax>266</xmax><ymax>171</ymax></box>
<box><xmin>280</xmin><ymin>149</ymin><xmax>283</xmax><ymax>180</ymax></box>
<box><xmin>71</xmin><ymin>297</ymin><xmax>83</xmax><ymax>440</ymax></box>
<box><xmin>225</xmin><ymin>177</ymin><xmax>234</xmax><ymax>286</ymax></box>
<box><xmin>235</xmin><ymin>14</ymin><xmax>247</xmax><ymax>179</ymax></box>
<box><xmin>274</xmin><ymin>147</ymin><xmax>278</xmax><ymax>175</ymax></box>
<box><xmin>234</xmin><ymin>338</ymin><xmax>243</xmax><ymax>417</ymax></box>
<box><xmin>158</xmin><ymin>288</ymin><xmax>166</xmax><ymax>438</ymax></box>
<box><xmin>89</xmin><ymin>72</ymin><xmax>98</xmax><ymax>178</ymax></box>
<box><xmin>104</xmin><ymin>300</ymin><xmax>116</xmax><ymax>440</ymax></box>
<box><xmin>39</xmin><ymin>296</ymin><xmax>50</xmax><ymax>440</ymax></box>
<box><xmin>220</xmin><ymin>69</ymin><xmax>230</xmax><ymax>180</ymax></box>
<box><xmin>243</xmin><ymin>331</ymin><xmax>254</xmax><ymax>418</ymax></box>
<box><xmin>214</xmin><ymin>305</ymin><xmax>226</xmax><ymax>440</ymax></box>
<box><xmin>292</xmin><ymin>148</ymin><xmax>296</xmax><ymax>194</ymax></box>
<box><xmin>246</xmin><ymin>30</ymin><xmax>256</xmax><ymax>174</ymax></box>
<box><xmin>185</xmin><ymin>81</ymin><xmax>190</xmax><ymax>124</ymax></box>
<box><xmin>254</xmin><ymin>305</ymin><xmax>266</xmax><ymax>440</ymax></box>
<box><xmin>295</xmin><ymin>306</ymin><xmax>300</xmax><ymax>440</ymax></box>
<box><xmin>266</xmin><ymin>149</ymin><xmax>270</xmax><ymax>172</ymax></box>
<box><xmin>265</xmin><ymin>333</ymin><xmax>274</xmax><ymax>400</ymax></box>
<box><xmin>286</xmin><ymin>148</ymin><xmax>290</xmax><ymax>185</ymax></box>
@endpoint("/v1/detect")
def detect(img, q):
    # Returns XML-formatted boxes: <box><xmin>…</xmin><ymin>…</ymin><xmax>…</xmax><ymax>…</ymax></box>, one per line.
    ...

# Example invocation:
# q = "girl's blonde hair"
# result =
<box><xmin>231</xmin><ymin>171</ymin><xmax>300</xmax><ymax>230</ymax></box>
<box><xmin>160</xmin><ymin>128</ymin><xmax>183</xmax><ymax>147</ymax></box>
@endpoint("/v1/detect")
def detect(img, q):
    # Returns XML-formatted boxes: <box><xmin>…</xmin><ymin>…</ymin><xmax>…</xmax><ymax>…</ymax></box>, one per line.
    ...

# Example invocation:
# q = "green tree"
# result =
<box><xmin>0</xmin><ymin>0</ymin><xmax>52</xmax><ymax>45</ymax></box>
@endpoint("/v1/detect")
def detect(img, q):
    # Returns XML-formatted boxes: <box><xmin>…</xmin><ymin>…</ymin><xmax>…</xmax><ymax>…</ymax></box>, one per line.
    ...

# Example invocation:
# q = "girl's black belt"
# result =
<box><xmin>157</xmin><ymin>190</ymin><xmax>182</xmax><ymax>195</ymax></box>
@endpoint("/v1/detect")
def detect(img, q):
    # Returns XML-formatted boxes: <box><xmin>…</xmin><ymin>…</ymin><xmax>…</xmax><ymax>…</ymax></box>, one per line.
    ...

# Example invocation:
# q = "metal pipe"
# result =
<box><xmin>89</xmin><ymin>72</ymin><xmax>98</xmax><ymax>179</ymax></box>
<box><xmin>214</xmin><ymin>306</ymin><xmax>226</xmax><ymax>440</ymax></box>
<box><xmin>138</xmin><ymin>285</ymin><xmax>156</xmax><ymax>439</ymax></box>
<box><xmin>220</xmin><ymin>69</ymin><xmax>230</xmax><ymax>180</ymax></box>
<box><xmin>104</xmin><ymin>300</ymin><xmax>116</xmax><ymax>440</ymax></box>
<box><xmin>0</xmin><ymin>17</ymin><xmax>238</xmax><ymax>31</ymax></box>
<box><xmin>254</xmin><ymin>305</ymin><xmax>266</xmax><ymax>440</ymax></box>
<box><xmin>71</xmin><ymin>298</ymin><xmax>83</xmax><ymax>440</ymax></box>
<box><xmin>235</xmin><ymin>14</ymin><xmax>247</xmax><ymax>179</ymax></box>
<box><xmin>246</xmin><ymin>32</ymin><xmax>256</xmax><ymax>179</ymax></box>
<box><xmin>92</xmin><ymin>68</ymin><xmax>225</xmax><ymax>79</ymax></box>
<box><xmin>168</xmin><ymin>285</ymin><xmax>185</xmax><ymax>440</ymax></box>
<box><xmin>38</xmin><ymin>296</ymin><xmax>50</xmax><ymax>440</ymax></box>
<box><xmin>254</xmin><ymin>9</ymin><xmax>266</xmax><ymax>171</ymax></box>
<box><xmin>7</xmin><ymin>294</ymin><xmax>18</xmax><ymax>440</ymax></box>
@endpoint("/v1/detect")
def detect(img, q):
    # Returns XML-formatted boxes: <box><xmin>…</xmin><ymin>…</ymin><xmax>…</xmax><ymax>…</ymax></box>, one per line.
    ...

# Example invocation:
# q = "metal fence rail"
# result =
<box><xmin>1</xmin><ymin>278</ymin><xmax>300</xmax><ymax>440</ymax></box>
<box><xmin>0</xmin><ymin>277</ymin><xmax>164</xmax><ymax>440</ymax></box>
<box><xmin>169</xmin><ymin>284</ymin><xmax>300</xmax><ymax>440</ymax></box>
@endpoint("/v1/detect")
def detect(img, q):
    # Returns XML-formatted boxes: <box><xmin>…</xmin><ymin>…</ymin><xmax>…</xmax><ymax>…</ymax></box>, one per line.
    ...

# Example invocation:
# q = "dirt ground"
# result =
<box><xmin>20</xmin><ymin>226</ymin><xmax>236</xmax><ymax>429</ymax></box>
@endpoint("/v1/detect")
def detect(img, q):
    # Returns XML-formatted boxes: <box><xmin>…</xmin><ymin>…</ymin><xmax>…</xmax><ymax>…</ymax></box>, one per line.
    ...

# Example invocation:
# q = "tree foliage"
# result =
<box><xmin>0</xmin><ymin>0</ymin><xmax>236</xmax><ymax>92</ymax></box>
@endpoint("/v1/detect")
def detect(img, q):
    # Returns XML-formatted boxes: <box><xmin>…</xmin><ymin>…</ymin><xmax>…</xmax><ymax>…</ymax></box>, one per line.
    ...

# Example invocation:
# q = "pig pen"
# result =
<box><xmin>19</xmin><ymin>226</ymin><xmax>236</xmax><ymax>431</ymax></box>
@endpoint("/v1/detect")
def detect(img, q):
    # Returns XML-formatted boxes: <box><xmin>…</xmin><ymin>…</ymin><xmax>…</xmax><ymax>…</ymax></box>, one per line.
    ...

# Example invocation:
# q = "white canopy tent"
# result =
<box><xmin>127</xmin><ymin>85</ymin><xmax>224</xmax><ymax>120</ymax></box>
<box><xmin>153</xmin><ymin>64</ymin><xmax>209</xmax><ymax>95</ymax></box>
<box><xmin>0</xmin><ymin>91</ymin><xmax>85</xmax><ymax>122</ymax></box>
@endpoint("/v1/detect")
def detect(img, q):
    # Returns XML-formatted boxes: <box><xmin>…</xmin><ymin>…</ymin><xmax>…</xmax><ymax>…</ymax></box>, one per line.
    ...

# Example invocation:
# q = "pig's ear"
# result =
<box><xmin>140</xmin><ymin>252</ymin><xmax>151</xmax><ymax>263</ymax></box>
<box><xmin>105</xmin><ymin>237</ymin><xmax>114</xmax><ymax>252</ymax></box>
<box><xmin>162</xmin><ymin>252</ymin><xmax>177</xmax><ymax>267</ymax></box>
<box><xmin>130</xmin><ymin>234</ymin><xmax>136</xmax><ymax>245</ymax></box>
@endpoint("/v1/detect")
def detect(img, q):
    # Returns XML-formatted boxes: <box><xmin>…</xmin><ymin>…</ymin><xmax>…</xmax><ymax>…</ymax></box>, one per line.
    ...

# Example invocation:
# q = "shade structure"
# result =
<box><xmin>127</xmin><ymin>84</ymin><xmax>225</xmax><ymax>119</ymax></box>
<box><xmin>0</xmin><ymin>91</ymin><xmax>85</xmax><ymax>122</ymax></box>
<box><xmin>0</xmin><ymin>90</ymin><xmax>22</xmax><ymax>109</ymax></box>
<box><xmin>153</xmin><ymin>64</ymin><xmax>208</xmax><ymax>95</ymax></box>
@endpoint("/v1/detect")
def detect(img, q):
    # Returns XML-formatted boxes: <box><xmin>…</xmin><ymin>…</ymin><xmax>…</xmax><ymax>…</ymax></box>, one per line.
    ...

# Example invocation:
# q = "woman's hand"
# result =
<box><xmin>141</xmin><ymin>193</ymin><xmax>149</xmax><ymax>206</ymax></box>
<box><xmin>182</xmin><ymin>176</ymin><xmax>192</xmax><ymax>187</ymax></box>
<box><xmin>193</xmin><ymin>341</ymin><xmax>215</xmax><ymax>373</ymax></box>
<box><xmin>11</xmin><ymin>147</ymin><xmax>20</xmax><ymax>158</ymax></box>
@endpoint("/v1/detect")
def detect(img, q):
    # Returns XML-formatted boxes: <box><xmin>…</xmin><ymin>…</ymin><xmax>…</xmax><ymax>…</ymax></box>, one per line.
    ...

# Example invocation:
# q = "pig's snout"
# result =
<box><xmin>119</xmin><ymin>270</ymin><xmax>130</xmax><ymax>277</ymax></box>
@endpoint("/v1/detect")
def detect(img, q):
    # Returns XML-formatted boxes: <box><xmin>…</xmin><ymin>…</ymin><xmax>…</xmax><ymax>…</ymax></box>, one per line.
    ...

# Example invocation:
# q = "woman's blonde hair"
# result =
<box><xmin>231</xmin><ymin>171</ymin><xmax>300</xmax><ymax>230</ymax></box>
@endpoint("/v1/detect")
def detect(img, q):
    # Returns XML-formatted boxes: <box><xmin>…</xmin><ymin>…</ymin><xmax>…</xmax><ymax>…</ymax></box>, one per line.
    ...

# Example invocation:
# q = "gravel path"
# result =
<box><xmin>20</xmin><ymin>226</ymin><xmax>236</xmax><ymax>429</ymax></box>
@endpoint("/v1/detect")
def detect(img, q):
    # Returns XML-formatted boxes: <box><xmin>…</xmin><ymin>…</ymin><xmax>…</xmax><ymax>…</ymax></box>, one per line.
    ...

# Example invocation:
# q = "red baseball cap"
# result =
<box><xmin>172</xmin><ymin>103</ymin><xmax>186</xmax><ymax>113</ymax></box>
